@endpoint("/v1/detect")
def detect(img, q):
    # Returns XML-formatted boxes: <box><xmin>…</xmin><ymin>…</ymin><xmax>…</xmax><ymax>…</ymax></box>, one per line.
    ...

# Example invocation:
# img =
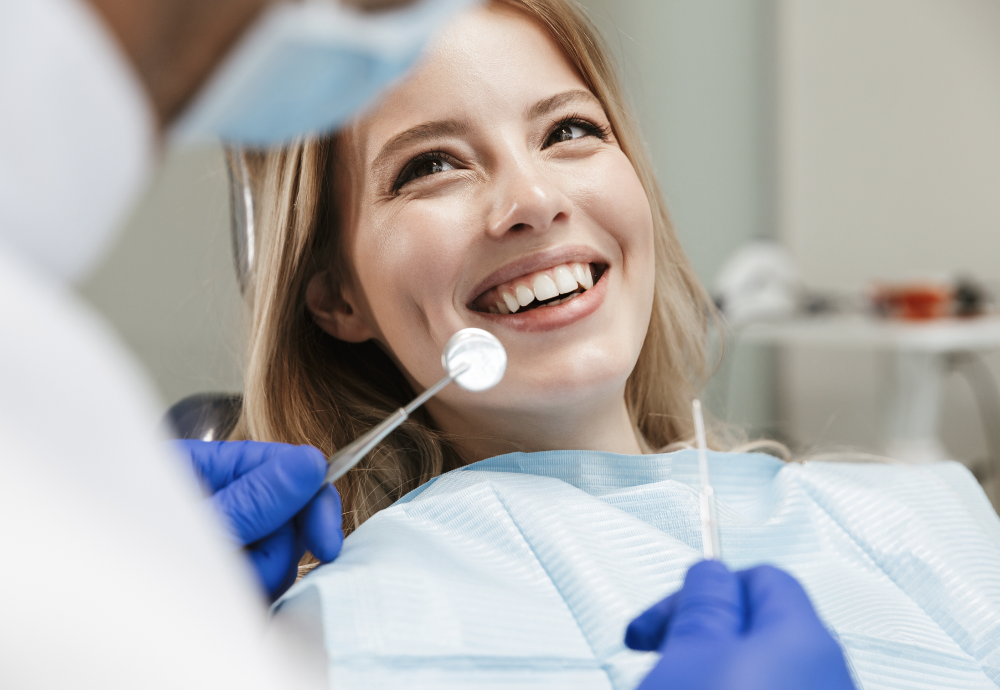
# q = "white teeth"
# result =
<box><xmin>515</xmin><ymin>284</ymin><xmax>535</xmax><ymax>307</ymax></box>
<box><xmin>481</xmin><ymin>262</ymin><xmax>597</xmax><ymax>314</ymax></box>
<box><xmin>501</xmin><ymin>290</ymin><xmax>519</xmax><ymax>313</ymax></box>
<box><xmin>553</xmin><ymin>266</ymin><xmax>578</xmax><ymax>294</ymax></box>
<box><xmin>572</xmin><ymin>262</ymin><xmax>594</xmax><ymax>289</ymax></box>
<box><xmin>532</xmin><ymin>274</ymin><xmax>559</xmax><ymax>301</ymax></box>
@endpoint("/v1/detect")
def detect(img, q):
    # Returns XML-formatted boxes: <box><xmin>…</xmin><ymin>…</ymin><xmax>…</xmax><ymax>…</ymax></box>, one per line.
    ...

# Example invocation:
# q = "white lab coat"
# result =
<box><xmin>0</xmin><ymin>0</ymin><xmax>323</xmax><ymax>687</ymax></box>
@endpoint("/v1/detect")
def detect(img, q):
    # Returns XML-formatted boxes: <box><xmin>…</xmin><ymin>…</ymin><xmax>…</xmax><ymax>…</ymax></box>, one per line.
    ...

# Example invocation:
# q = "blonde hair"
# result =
<box><xmin>232</xmin><ymin>0</ymin><xmax>717</xmax><ymax>540</ymax></box>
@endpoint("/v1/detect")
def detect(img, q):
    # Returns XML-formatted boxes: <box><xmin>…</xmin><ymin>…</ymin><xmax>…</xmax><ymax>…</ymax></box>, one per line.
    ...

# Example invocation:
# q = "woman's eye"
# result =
<box><xmin>544</xmin><ymin>121</ymin><xmax>597</xmax><ymax>148</ymax></box>
<box><xmin>394</xmin><ymin>154</ymin><xmax>456</xmax><ymax>192</ymax></box>
<box><xmin>412</xmin><ymin>157</ymin><xmax>455</xmax><ymax>179</ymax></box>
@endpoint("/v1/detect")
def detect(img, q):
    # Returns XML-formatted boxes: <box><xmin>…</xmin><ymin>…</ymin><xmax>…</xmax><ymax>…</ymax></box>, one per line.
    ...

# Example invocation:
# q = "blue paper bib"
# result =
<box><xmin>275</xmin><ymin>451</ymin><xmax>1000</xmax><ymax>689</ymax></box>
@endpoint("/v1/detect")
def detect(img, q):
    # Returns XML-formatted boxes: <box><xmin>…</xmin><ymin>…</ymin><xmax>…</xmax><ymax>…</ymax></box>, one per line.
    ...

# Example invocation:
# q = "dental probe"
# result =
<box><xmin>693</xmin><ymin>399</ymin><xmax>722</xmax><ymax>561</ymax></box>
<box><xmin>324</xmin><ymin>328</ymin><xmax>507</xmax><ymax>485</ymax></box>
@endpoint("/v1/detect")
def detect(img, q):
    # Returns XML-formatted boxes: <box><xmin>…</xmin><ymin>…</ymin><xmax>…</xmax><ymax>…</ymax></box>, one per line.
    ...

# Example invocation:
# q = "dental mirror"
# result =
<box><xmin>443</xmin><ymin>327</ymin><xmax>506</xmax><ymax>391</ymax></box>
<box><xmin>324</xmin><ymin>327</ymin><xmax>507</xmax><ymax>484</ymax></box>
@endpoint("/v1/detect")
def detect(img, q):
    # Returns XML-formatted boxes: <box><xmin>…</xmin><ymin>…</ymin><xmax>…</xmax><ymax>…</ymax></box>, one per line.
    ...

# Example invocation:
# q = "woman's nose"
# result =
<box><xmin>485</xmin><ymin>159</ymin><xmax>573</xmax><ymax>239</ymax></box>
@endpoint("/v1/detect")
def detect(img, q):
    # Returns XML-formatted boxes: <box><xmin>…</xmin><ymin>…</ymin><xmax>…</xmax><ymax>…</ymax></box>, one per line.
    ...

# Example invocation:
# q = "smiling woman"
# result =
<box><xmin>229</xmin><ymin>1</ymin><xmax>1000</xmax><ymax>688</ymax></box>
<box><xmin>232</xmin><ymin>0</ymin><xmax>713</xmax><ymax>534</ymax></box>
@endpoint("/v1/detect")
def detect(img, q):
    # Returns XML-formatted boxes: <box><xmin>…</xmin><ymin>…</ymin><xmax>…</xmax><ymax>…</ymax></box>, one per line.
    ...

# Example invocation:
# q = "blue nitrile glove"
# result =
<box><xmin>176</xmin><ymin>440</ymin><xmax>343</xmax><ymax>600</ymax></box>
<box><xmin>626</xmin><ymin>560</ymin><xmax>856</xmax><ymax>690</ymax></box>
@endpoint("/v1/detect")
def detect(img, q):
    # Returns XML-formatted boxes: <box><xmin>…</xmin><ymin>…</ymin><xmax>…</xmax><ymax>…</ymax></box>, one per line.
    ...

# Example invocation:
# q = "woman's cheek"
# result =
<box><xmin>582</xmin><ymin>155</ymin><xmax>653</xmax><ymax>257</ymax></box>
<box><xmin>374</xmin><ymin>205</ymin><xmax>469</xmax><ymax>323</ymax></box>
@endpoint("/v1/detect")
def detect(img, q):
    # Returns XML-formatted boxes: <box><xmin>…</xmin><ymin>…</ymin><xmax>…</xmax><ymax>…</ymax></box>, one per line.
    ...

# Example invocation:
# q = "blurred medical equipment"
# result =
<box><xmin>713</xmin><ymin>240</ymin><xmax>801</xmax><ymax>327</ymax></box>
<box><xmin>692</xmin><ymin>399</ymin><xmax>720</xmax><ymax>560</ymax></box>
<box><xmin>715</xmin><ymin>241</ymin><xmax>1000</xmax><ymax>482</ymax></box>
<box><xmin>324</xmin><ymin>328</ymin><xmax>506</xmax><ymax>484</ymax></box>
<box><xmin>229</xmin><ymin>149</ymin><xmax>258</xmax><ymax>294</ymax></box>
<box><xmin>626</xmin><ymin>560</ymin><xmax>857</xmax><ymax>690</ymax></box>
<box><xmin>173</xmin><ymin>0</ymin><xmax>478</xmax><ymax>145</ymax></box>
<box><xmin>741</xmin><ymin>316</ymin><xmax>1000</xmax><ymax>467</ymax></box>
<box><xmin>871</xmin><ymin>278</ymin><xmax>991</xmax><ymax>320</ymax></box>
<box><xmin>274</xmin><ymin>448</ymin><xmax>1000</xmax><ymax>689</ymax></box>
<box><xmin>178</xmin><ymin>439</ymin><xmax>343</xmax><ymax>599</ymax></box>
<box><xmin>714</xmin><ymin>242</ymin><xmax>994</xmax><ymax>326</ymax></box>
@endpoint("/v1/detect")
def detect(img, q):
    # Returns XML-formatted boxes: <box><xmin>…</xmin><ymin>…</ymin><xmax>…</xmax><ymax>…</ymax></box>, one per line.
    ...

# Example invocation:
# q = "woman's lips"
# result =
<box><xmin>472</xmin><ymin>261</ymin><xmax>596</xmax><ymax>314</ymax></box>
<box><xmin>469</xmin><ymin>263</ymin><xmax>609</xmax><ymax>333</ymax></box>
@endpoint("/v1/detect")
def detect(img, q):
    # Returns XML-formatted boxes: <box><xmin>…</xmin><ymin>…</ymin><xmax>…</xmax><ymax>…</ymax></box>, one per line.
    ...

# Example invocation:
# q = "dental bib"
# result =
<box><xmin>273</xmin><ymin>450</ymin><xmax>1000</xmax><ymax>689</ymax></box>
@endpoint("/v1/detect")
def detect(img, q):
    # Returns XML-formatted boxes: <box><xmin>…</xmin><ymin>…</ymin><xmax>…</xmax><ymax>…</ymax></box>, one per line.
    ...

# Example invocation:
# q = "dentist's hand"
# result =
<box><xmin>176</xmin><ymin>440</ymin><xmax>343</xmax><ymax>600</ymax></box>
<box><xmin>626</xmin><ymin>560</ymin><xmax>856</xmax><ymax>690</ymax></box>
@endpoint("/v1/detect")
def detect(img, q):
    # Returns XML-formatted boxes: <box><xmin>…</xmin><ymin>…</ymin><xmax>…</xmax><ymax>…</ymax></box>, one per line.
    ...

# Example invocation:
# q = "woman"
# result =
<box><xmin>233</xmin><ymin>1</ymin><xmax>1000</xmax><ymax>687</ymax></box>
<box><xmin>234</xmin><ymin>0</ymin><xmax>710</xmax><ymax>533</ymax></box>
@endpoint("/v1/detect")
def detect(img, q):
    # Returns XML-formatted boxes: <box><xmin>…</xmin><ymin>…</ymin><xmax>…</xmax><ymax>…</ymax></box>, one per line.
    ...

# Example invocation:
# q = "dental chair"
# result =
<box><xmin>164</xmin><ymin>150</ymin><xmax>255</xmax><ymax>441</ymax></box>
<box><xmin>166</xmin><ymin>392</ymin><xmax>242</xmax><ymax>441</ymax></box>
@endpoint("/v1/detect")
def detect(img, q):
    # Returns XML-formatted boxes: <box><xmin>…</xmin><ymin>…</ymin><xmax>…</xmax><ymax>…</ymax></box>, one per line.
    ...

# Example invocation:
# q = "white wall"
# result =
<box><xmin>578</xmin><ymin>0</ymin><xmax>779</xmax><ymax>432</ymax></box>
<box><xmin>78</xmin><ymin>145</ymin><xmax>244</xmax><ymax>408</ymax></box>
<box><xmin>579</xmin><ymin>0</ymin><xmax>776</xmax><ymax>282</ymax></box>
<box><xmin>776</xmin><ymin>0</ymin><xmax>1000</xmax><ymax>460</ymax></box>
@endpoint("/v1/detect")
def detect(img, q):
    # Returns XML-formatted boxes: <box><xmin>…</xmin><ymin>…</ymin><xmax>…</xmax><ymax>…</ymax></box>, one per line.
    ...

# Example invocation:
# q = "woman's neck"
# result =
<box><xmin>428</xmin><ymin>391</ymin><xmax>644</xmax><ymax>464</ymax></box>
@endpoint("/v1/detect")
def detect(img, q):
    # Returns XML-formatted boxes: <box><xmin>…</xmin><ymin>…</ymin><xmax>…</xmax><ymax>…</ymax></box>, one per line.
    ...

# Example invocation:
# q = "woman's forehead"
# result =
<box><xmin>351</xmin><ymin>3</ymin><xmax>593</xmax><ymax>163</ymax></box>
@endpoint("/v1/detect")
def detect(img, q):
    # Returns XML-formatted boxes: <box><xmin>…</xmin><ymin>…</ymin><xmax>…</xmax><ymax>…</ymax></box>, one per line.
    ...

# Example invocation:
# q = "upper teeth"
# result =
<box><xmin>484</xmin><ymin>262</ymin><xmax>595</xmax><ymax>314</ymax></box>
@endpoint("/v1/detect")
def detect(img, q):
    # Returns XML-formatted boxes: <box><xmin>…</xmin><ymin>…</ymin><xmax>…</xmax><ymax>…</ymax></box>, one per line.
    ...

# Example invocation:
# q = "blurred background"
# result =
<box><xmin>79</xmin><ymin>0</ymin><xmax>1000</xmax><ymax>478</ymax></box>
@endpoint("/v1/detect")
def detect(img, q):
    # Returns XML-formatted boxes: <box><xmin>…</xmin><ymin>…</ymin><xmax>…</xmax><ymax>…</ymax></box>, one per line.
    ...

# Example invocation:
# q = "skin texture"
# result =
<box><xmin>86</xmin><ymin>0</ymin><xmax>418</xmax><ymax>129</ymax></box>
<box><xmin>307</xmin><ymin>4</ymin><xmax>657</xmax><ymax>462</ymax></box>
<box><xmin>86</xmin><ymin>0</ymin><xmax>273</xmax><ymax>127</ymax></box>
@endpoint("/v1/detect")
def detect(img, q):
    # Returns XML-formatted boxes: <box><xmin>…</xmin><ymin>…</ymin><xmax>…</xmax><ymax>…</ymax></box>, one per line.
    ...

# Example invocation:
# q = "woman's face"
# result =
<box><xmin>312</xmin><ymin>3</ymin><xmax>655</xmax><ymax>455</ymax></box>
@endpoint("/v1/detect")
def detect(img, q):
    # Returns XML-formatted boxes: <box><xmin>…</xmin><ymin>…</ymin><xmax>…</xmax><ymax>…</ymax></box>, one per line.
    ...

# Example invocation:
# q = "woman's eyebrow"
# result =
<box><xmin>371</xmin><ymin>119</ymin><xmax>467</xmax><ymax>172</ymax></box>
<box><xmin>524</xmin><ymin>89</ymin><xmax>601</xmax><ymax>121</ymax></box>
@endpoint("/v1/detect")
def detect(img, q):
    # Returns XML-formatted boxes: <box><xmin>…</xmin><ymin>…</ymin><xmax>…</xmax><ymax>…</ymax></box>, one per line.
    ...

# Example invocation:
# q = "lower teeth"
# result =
<box><xmin>484</xmin><ymin>286</ymin><xmax>588</xmax><ymax>314</ymax></box>
<box><xmin>541</xmin><ymin>291</ymin><xmax>581</xmax><ymax>308</ymax></box>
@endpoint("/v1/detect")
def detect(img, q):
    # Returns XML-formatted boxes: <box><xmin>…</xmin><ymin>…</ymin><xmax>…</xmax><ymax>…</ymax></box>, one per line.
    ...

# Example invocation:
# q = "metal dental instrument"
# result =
<box><xmin>323</xmin><ymin>328</ymin><xmax>507</xmax><ymax>484</ymax></box>
<box><xmin>693</xmin><ymin>399</ymin><xmax>722</xmax><ymax>560</ymax></box>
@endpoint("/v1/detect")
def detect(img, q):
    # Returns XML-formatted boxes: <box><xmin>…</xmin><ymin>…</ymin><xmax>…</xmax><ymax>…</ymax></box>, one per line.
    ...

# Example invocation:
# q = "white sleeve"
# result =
<box><xmin>0</xmin><ymin>0</ymin><xmax>327</xmax><ymax>684</ymax></box>
<box><xmin>0</xmin><ymin>250</ymin><xmax>327</xmax><ymax>690</ymax></box>
<box><xmin>0</xmin><ymin>0</ymin><xmax>154</xmax><ymax>282</ymax></box>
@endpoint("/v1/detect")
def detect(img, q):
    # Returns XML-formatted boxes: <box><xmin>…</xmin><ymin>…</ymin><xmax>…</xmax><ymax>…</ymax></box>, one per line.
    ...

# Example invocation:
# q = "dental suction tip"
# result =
<box><xmin>443</xmin><ymin>328</ymin><xmax>506</xmax><ymax>391</ymax></box>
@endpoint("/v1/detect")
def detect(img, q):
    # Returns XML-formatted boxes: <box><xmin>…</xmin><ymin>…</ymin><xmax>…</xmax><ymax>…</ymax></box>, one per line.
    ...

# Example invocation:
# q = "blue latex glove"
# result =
<box><xmin>626</xmin><ymin>560</ymin><xmax>856</xmax><ymax>690</ymax></box>
<box><xmin>176</xmin><ymin>440</ymin><xmax>343</xmax><ymax>600</ymax></box>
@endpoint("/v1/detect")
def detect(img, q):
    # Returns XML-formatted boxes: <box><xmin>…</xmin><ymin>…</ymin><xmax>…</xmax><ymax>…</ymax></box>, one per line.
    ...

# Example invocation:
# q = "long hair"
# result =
<box><xmin>231</xmin><ymin>0</ymin><xmax>718</xmax><ymax>539</ymax></box>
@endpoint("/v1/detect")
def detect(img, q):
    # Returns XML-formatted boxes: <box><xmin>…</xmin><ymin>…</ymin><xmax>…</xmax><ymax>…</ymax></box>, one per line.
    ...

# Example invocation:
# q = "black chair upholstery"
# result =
<box><xmin>165</xmin><ymin>393</ymin><xmax>242</xmax><ymax>441</ymax></box>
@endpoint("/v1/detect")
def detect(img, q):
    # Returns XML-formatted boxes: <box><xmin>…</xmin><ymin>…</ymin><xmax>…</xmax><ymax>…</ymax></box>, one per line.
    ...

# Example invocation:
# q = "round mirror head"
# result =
<box><xmin>442</xmin><ymin>328</ymin><xmax>506</xmax><ymax>392</ymax></box>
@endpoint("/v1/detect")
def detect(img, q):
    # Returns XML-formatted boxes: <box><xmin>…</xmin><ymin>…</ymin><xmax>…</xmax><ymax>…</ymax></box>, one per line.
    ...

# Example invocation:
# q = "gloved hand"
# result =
<box><xmin>176</xmin><ymin>440</ymin><xmax>343</xmax><ymax>600</ymax></box>
<box><xmin>626</xmin><ymin>560</ymin><xmax>856</xmax><ymax>690</ymax></box>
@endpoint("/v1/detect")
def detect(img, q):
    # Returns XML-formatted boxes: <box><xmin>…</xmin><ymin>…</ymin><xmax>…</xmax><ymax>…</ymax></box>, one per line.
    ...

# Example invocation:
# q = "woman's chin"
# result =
<box><xmin>486</xmin><ymin>354</ymin><xmax>635</xmax><ymax>411</ymax></box>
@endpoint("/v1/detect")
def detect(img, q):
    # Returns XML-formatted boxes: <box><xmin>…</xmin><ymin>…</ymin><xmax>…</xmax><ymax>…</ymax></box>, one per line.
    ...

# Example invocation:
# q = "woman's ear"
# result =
<box><xmin>306</xmin><ymin>271</ymin><xmax>376</xmax><ymax>343</ymax></box>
